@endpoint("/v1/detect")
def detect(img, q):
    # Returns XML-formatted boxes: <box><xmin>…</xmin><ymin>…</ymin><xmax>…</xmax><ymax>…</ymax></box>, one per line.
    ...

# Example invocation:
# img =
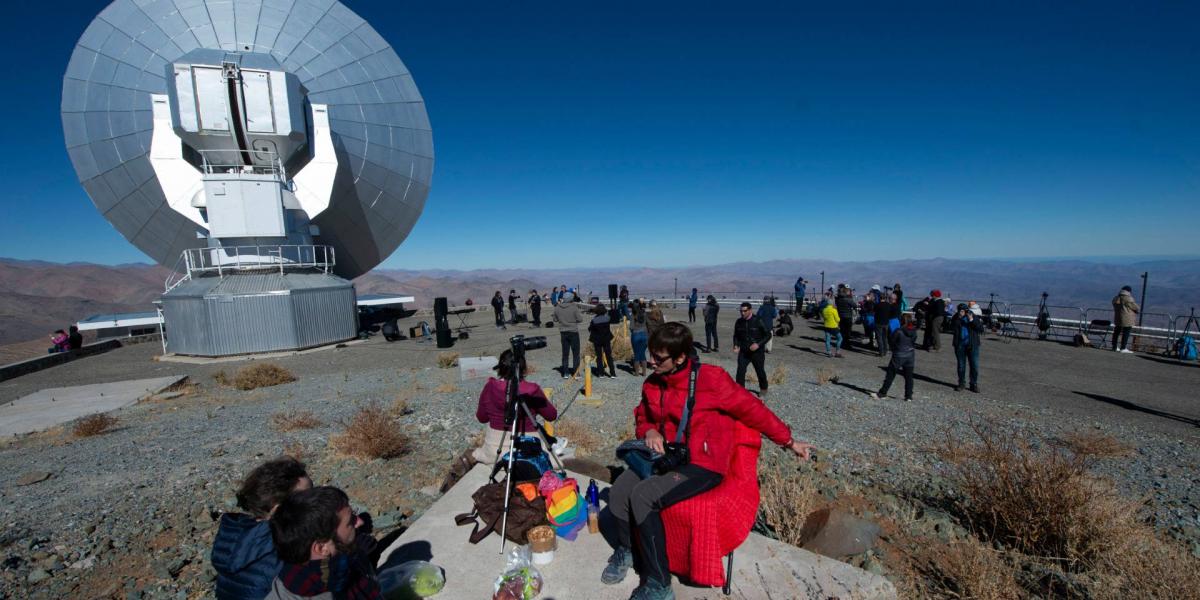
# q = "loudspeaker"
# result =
<box><xmin>434</xmin><ymin>297</ymin><xmax>453</xmax><ymax>348</ymax></box>
<box><xmin>608</xmin><ymin>284</ymin><xmax>619</xmax><ymax>300</ymax></box>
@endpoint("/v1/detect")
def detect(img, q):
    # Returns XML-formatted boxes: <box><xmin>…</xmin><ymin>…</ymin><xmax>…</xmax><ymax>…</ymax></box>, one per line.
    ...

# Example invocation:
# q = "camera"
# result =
<box><xmin>510</xmin><ymin>335</ymin><xmax>547</xmax><ymax>352</ymax></box>
<box><xmin>652</xmin><ymin>442</ymin><xmax>691</xmax><ymax>474</ymax></box>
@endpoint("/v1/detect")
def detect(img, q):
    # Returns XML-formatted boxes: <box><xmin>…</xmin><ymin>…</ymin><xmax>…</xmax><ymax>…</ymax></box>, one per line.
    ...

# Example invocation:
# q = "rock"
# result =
<box><xmin>798</xmin><ymin>508</ymin><xmax>882</xmax><ymax>558</ymax></box>
<box><xmin>418</xmin><ymin>486</ymin><xmax>440</xmax><ymax>498</ymax></box>
<box><xmin>70</xmin><ymin>556</ymin><xmax>96</xmax><ymax>570</ymax></box>
<box><xmin>863</xmin><ymin>555</ymin><xmax>885</xmax><ymax>576</ymax></box>
<box><xmin>17</xmin><ymin>472</ymin><xmax>52</xmax><ymax>486</ymax></box>
<box><xmin>27</xmin><ymin>569</ymin><xmax>50</xmax><ymax>584</ymax></box>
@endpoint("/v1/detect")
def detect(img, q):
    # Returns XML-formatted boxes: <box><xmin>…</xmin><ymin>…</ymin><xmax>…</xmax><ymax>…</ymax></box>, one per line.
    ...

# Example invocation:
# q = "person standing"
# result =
<box><xmin>588</xmin><ymin>304</ymin><xmax>617</xmax><ymax>378</ymax></box>
<box><xmin>553</xmin><ymin>292</ymin><xmax>587</xmax><ymax>378</ymax></box>
<box><xmin>618</xmin><ymin>285</ymin><xmax>631</xmax><ymax>320</ymax></box>
<box><xmin>835</xmin><ymin>287</ymin><xmax>856</xmax><ymax>350</ymax></box>
<box><xmin>1111</xmin><ymin>285</ymin><xmax>1140</xmax><ymax>353</ymax></box>
<box><xmin>924</xmin><ymin>290</ymin><xmax>946</xmax><ymax>351</ymax></box>
<box><xmin>528</xmin><ymin>289</ymin><xmax>542</xmax><ymax>327</ymax></box>
<box><xmin>894</xmin><ymin>282</ymin><xmax>907</xmax><ymax>312</ymax></box>
<box><xmin>874</xmin><ymin>292</ymin><xmax>899</xmax><ymax>357</ymax></box>
<box><xmin>871</xmin><ymin>314</ymin><xmax>918</xmax><ymax>401</ymax></box>
<box><xmin>490</xmin><ymin>291</ymin><xmax>506</xmax><ymax>330</ymax></box>
<box><xmin>821</xmin><ymin>293</ymin><xmax>843</xmax><ymax>357</ymax></box>
<box><xmin>794</xmin><ymin>277</ymin><xmax>807</xmax><ymax>314</ymax></box>
<box><xmin>756</xmin><ymin>296</ymin><xmax>779</xmax><ymax>352</ymax></box>
<box><xmin>861</xmin><ymin>293</ymin><xmax>877</xmax><ymax>350</ymax></box>
<box><xmin>647</xmin><ymin>300</ymin><xmax>665</xmax><ymax>338</ymax></box>
<box><xmin>507</xmin><ymin>289</ymin><xmax>519</xmax><ymax>323</ymax></box>
<box><xmin>951</xmin><ymin>303</ymin><xmax>985</xmax><ymax>392</ymax></box>
<box><xmin>702</xmin><ymin>295</ymin><xmax>720</xmax><ymax>352</ymax></box>
<box><xmin>629</xmin><ymin>300</ymin><xmax>650</xmax><ymax>376</ymax></box>
<box><xmin>688</xmin><ymin>288</ymin><xmax>699</xmax><ymax>323</ymax></box>
<box><xmin>733</xmin><ymin>302</ymin><xmax>771</xmax><ymax>396</ymax></box>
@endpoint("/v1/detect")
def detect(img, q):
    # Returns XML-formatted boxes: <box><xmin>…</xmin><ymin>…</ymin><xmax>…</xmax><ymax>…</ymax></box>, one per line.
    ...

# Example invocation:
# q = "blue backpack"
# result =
<box><xmin>1177</xmin><ymin>336</ymin><xmax>1198</xmax><ymax>361</ymax></box>
<box><xmin>492</xmin><ymin>435</ymin><xmax>553</xmax><ymax>482</ymax></box>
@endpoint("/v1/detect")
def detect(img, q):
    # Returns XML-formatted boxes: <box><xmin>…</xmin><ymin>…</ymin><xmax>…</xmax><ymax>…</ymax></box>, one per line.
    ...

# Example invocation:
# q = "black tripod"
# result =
<box><xmin>490</xmin><ymin>335</ymin><xmax>567</xmax><ymax>553</ymax></box>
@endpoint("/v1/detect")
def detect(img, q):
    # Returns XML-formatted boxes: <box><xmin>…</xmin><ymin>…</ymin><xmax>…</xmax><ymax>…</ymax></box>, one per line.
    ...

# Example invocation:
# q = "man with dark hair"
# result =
<box><xmin>212</xmin><ymin>457</ymin><xmax>312</xmax><ymax>600</ymax></box>
<box><xmin>701</xmin><ymin>295</ymin><xmax>720</xmax><ymax>352</ymax></box>
<box><xmin>528</xmin><ymin>289</ymin><xmax>542</xmax><ymax>327</ymax></box>
<box><xmin>835</xmin><ymin>287</ymin><xmax>856</xmax><ymax>350</ymax></box>
<box><xmin>490</xmin><ymin>291</ymin><xmax>506</xmax><ymax>330</ymax></box>
<box><xmin>266</xmin><ymin>487</ymin><xmax>381</xmax><ymax>600</ymax></box>
<box><xmin>67</xmin><ymin>325</ymin><xmax>83</xmax><ymax>350</ymax></box>
<box><xmin>733</xmin><ymin>302</ymin><xmax>771</xmax><ymax>397</ymax></box>
<box><xmin>1111</xmin><ymin>285</ymin><xmax>1140</xmax><ymax>353</ymax></box>
<box><xmin>923</xmin><ymin>290</ymin><xmax>946</xmax><ymax>351</ymax></box>
<box><xmin>687</xmin><ymin>288</ymin><xmax>699</xmax><ymax>322</ymax></box>
<box><xmin>507</xmin><ymin>289</ymin><xmax>519</xmax><ymax>323</ymax></box>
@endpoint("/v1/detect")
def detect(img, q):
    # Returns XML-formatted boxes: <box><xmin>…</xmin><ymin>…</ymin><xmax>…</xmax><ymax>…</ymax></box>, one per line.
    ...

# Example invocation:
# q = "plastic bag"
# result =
<box><xmin>492</xmin><ymin>566</ymin><xmax>544</xmax><ymax>600</ymax></box>
<box><xmin>379</xmin><ymin>560</ymin><xmax>445</xmax><ymax>599</ymax></box>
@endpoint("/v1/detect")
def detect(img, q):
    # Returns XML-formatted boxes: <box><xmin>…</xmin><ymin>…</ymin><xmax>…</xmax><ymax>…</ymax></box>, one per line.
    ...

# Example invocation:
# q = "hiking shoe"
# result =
<box><xmin>1120</xmin><ymin>348</ymin><xmax>1134</xmax><ymax>354</ymax></box>
<box><xmin>868</xmin><ymin>392</ymin><xmax>881</xmax><ymax>400</ymax></box>
<box><xmin>601</xmin><ymin>546</ymin><xmax>633</xmax><ymax>585</ymax></box>
<box><xmin>903</xmin><ymin>396</ymin><xmax>913</xmax><ymax>402</ymax></box>
<box><xmin>629</xmin><ymin>578</ymin><xmax>674</xmax><ymax>600</ymax></box>
<box><xmin>954</xmin><ymin>385</ymin><xmax>963</xmax><ymax>392</ymax></box>
<box><xmin>969</xmin><ymin>385</ymin><xmax>980</xmax><ymax>393</ymax></box>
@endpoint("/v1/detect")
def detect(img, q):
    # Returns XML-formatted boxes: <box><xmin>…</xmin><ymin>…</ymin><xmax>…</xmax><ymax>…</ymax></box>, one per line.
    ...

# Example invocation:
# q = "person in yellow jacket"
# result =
<box><xmin>821</xmin><ymin>292</ymin><xmax>843</xmax><ymax>357</ymax></box>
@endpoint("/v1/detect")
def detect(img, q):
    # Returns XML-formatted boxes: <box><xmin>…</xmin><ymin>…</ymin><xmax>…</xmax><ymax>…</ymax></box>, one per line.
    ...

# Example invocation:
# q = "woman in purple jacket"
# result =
<box><xmin>471</xmin><ymin>350</ymin><xmax>558</xmax><ymax>463</ymax></box>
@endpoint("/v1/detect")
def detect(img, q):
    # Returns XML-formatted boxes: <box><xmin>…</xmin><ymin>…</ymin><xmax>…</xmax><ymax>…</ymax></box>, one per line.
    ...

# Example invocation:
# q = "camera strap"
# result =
<box><xmin>674</xmin><ymin>355</ymin><xmax>701</xmax><ymax>444</ymax></box>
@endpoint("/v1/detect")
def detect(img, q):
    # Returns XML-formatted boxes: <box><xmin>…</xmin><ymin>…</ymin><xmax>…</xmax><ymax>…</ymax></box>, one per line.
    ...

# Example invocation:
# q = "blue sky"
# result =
<box><xmin>1</xmin><ymin>1</ymin><xmax>1198</xmax><ymax>269</ymax></box>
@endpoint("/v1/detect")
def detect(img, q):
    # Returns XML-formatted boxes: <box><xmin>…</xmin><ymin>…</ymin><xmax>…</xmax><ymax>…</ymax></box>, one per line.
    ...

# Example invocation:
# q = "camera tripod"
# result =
<box><xmin>490</xmin><ymin>335</ymin><xmax>567</xmax><ymax>554</ymax></box>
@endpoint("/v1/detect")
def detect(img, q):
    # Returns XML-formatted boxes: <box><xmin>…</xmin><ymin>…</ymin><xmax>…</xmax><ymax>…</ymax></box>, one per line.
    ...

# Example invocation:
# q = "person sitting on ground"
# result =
<box><xmin>588</xmin><ymin>304</ymin><xmax>617</xmax><ymax>378</ymax></box>
<box><xmin>603</xmin><ymin>323</ymin><xmax>814</xmax><ymax>599</ymax></box>
<box><xmin>774</xmin><ymin>310</ymin><xmax>794</xmax><ymax>337</ymax></box>
<box><xmin>473</xmin><ymin>349</ymin><xmax>558</xmax><ymax>464</ymax></box>
<box><xmin>67</xmin><ymin>325</ymin><xmax>83</xmax><ymax>350</ymax></box>
<box><xmin>701</xmin><ymin>295</ymin><xmax>720</xmax><ymax>352</ymax></box>
<box><xmin>212</xmin><ymin>457</ymin><xmax>313</xmax><ymax>600</ymax></box>
<box><xmin>265</xmin><ymin>487</ymin><xmax>381</xmax><ymax>600</ymax></box>
<box><xmin>48</xmin><ymin>329</ymin><xmax>69</xmax><ymax>354</ymax></box>
<box><xmin>821</xmin><ymin>293</ymin><xmax>843</xmax><ymax>358</ymax></box>
<box><xmin>871</xmin><ymin>313</ymin><xmax>918</xmax><ymax>402</ymax></box>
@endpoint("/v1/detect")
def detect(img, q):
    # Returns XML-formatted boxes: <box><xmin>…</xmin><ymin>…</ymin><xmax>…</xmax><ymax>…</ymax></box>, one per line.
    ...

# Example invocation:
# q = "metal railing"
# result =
<box><xmin>197</xmin><ymin>148</ymin><xmax>287</xmax><ymax>180</ymax></box>
<box><xmin>165</xmin><ymin>244</ymin><xmax>336</xmax><ymax>292</ymax></box>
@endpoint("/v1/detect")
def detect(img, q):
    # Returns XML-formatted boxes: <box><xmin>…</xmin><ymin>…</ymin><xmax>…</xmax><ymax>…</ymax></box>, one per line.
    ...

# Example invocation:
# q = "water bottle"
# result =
<box><xmin>586</xmin><ymin>479</ymin><xmax>599</xmax><ymax>508</ymax></box>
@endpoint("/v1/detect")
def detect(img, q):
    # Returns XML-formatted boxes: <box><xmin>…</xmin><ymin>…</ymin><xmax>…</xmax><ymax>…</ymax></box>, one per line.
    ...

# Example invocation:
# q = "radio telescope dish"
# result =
<box><xmin>62</xmin><ymin>0</ymin><xmax>433</xmax><ymax>279</ymax></box>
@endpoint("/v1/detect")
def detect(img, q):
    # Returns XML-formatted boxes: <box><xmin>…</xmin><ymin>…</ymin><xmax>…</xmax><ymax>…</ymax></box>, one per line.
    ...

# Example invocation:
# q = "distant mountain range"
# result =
<box><xmin>2</xmin><ymin>257</ymin><xmax>1197</xmax><ymax>353</ymax></box>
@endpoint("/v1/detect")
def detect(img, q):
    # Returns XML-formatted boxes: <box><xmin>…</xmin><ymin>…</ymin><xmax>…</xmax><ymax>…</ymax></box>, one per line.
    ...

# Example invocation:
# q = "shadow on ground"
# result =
<box><xmin>1072</xmin><ymin>391</ymin><xmax>1200</xmax><ymax>428</ymax></box>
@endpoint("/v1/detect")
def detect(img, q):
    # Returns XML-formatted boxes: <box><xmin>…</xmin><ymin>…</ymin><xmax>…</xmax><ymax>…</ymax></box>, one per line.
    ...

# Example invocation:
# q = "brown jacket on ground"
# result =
<box><xmin>1112</xmin><ymin>290</ymin><xmax>1139</xmax><ymax>327</ymax></box>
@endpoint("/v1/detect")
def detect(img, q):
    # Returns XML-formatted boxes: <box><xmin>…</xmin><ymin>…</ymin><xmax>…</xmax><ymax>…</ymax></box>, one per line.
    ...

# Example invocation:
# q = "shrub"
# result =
<box><xmin>755</xmin><ymin>456</ymin><xmax>820</xmax><ymax>547</ymax></box>
<box><xmin>215</xmin><ymin>363</ymin><xmax>297</xmax><ymax>390</ymax></box>
<box><xmin>936</xmin><ymin>421</ymin><xmax>1137</xmax><ymax>568</ymax></box>
<box><xmin>551</xmin><ymin>420</ymin><xmax>602</xmax><ymax>457</ymax></box>
<box><xmin>611</xmin><ymin>324</ymin><xmax>633</xmax><ymax>362</ymax></box>
<box><xmin>434</xmin><ymin>383</ymin><xmax>458</xmax><ymax>394</ymax></box>
<box><xmin>768</xmin><ymin>365</ymin><xmax>787</xmax><ymax>386</ymax></box>
<box><xmin>390</xmin><ymin>394</ymin><xmax>412</xmax><ymax>417</ymax></box>
<box><xmin>911</xmin><ymin>538</ymin><xmax>1022</xmax><ymax>600</ymax></box>
<box><xmin>332</xmin><ymin>404</ymin><xmax>411</xmax><ymax>460</ymax></box>
<box><xmin>271</xmin><ymin>410</ymin><xmax>322</xmax><ymax>431</ymax></box>
<box><xmin>437</xmin><ymin>352</ymin><xmax>459</xmax><ymax>369</ymax></box>
<box><xmin>816</xmin><ymin>367</ymin><xmax>839</xmax><ymax>385</ymax></box>
<box><xmin>72</xmin><ymin>413</ymin><xmax>117</xmax><ymax>437</ymax></box>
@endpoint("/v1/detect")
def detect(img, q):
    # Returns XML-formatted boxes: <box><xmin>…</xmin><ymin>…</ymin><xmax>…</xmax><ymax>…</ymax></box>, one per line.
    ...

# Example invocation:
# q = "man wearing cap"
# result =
<box><xmin>924</xmin><ymin>290</ymin><xmax>947</xmax><ymax>351</ymax></box>
<box><xmin>1111</xmin><ymin>285</ymin><xmax>1140</xmax><ymax>353</ymax></box>
<box><xmin>951</xmin><ymin>303</ymin><xmax>985</xmax><ymax>392</ymax></box>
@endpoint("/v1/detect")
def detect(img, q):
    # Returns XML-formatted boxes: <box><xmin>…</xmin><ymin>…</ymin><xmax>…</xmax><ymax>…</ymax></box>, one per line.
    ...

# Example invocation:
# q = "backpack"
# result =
<box><xmin>491</xmin><ymin>436</ymin><xmax>553</xmax><ymax>482</ymax></box>
<box><xmin>454</xmin><ymin>479</ymin><xmax>549</xmax><ymax>544</ymax></box>
<box><xmin>1177</xmin><ymin>335</ymin><xmax>1198</xmax><ymax>361</ymax></box>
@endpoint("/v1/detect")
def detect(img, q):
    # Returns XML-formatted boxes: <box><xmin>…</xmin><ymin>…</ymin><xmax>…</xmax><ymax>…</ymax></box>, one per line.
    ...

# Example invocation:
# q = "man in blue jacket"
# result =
<box><xmin>951</xmin><ymin>303</ymin><xmax>986</xmax><ymax>393</ymax></box>
<box><xmin>212</xmin><ymin>457</ymin><xmax>312</xmax><ymax>600</ymax></box>
<box><xmin>687</xmin><ymin>288</ymin><xmax>699</xmax><ymax>322</ymax></box>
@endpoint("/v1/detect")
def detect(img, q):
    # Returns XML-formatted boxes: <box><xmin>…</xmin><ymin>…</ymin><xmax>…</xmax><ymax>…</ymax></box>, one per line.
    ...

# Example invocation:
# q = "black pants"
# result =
<box><xmin>608</xmin><ymin>465</ymin><xmax>723</xmax><ymax>586</ymax></box>
<box><xmin>560</xmin><ymin>331</ymin><xmax>580</xmax><ymax>373</ymax></box>
<box><xmin>593</xmin><ymin>341</ymin><xmax>615</xmax><ymax>376</ymax></box>
<box><xmin>955</xmin><ymin>344</ymin><xmax>980</xmax><ymax>387</ymax></box>
<box><xmin>493</xmin><ymin>307</ymin><xmax>504</xmax><ymax>328</ymax></box>
<box><xmin>925</xmin><ymin>316</ymin><xmax>944</xmax><ymax>350</ymax></box>
<box><xmin>879</xmin><ymin>355</ymin><xmax>914</xmax><ymax>399</ymax></box>
<box><xmin>531</xmin><ymin>304</ymin><xmax>541</xmax><ymax>326</ymax></box>
<box><xmin>736</xmin><ymin>349</ymin><xmax>768</xmax><ymax>391</ymax></box>
<box><xmin>875</xmin><ymin>322</ymin><xmax>889</xmax><ymax>356</ymax></box>
<box><xmin>839</xmin><ymin>317</ymin><xmax>854</xmax><ymax>349</ymax></box>
<box><xmin>688</xmin><ymin>306</ymin><xmax>696</xmax><ymax>322</ymax></box>
<box><xmin>1113</xmin><ymin>326</ymin><xmax>1132</xmax><ymax>350</ymax></box>
<box><xmin>704</xmin><ymin>322</ymin><xmax>718</xmax><ymax>350</ymax></box>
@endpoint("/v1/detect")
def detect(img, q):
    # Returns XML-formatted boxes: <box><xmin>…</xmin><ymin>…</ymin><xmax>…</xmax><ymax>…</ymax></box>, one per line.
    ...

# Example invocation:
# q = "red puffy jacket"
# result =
<box><xmin>635</xmin><ymin>359</ymin><xmax>792</xmax><ymax>476</ymax></box>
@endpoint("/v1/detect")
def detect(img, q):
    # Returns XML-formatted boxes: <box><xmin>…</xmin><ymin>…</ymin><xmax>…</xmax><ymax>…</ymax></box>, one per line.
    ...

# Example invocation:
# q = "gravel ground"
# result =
<box><xmin>0</xmin><ymin>305</ymin><xmax>1197</xmax><ymax>598</ymax></box>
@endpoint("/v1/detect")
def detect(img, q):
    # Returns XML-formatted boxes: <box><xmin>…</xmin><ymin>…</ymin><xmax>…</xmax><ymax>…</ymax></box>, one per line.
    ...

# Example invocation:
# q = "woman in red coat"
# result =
<box><xmin>603</xmin><ymin>322</ymin><xmax>814</xmax><ymax>600</ymax></box>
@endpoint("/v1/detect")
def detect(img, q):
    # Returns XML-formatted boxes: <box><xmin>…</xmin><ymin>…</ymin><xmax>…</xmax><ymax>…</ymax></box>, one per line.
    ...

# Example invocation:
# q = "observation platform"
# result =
<box><xmin>377</xmin><ymin>464</ymin><xmax>896</xmax><ymax>600</ymax></box>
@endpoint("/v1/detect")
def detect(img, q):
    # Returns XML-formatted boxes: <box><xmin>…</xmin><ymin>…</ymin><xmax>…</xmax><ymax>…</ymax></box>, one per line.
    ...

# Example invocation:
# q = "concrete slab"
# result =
<box><xmin>378</xmin><ymin>465</ymin><xmax>896</xmax><ymax>600</ymax></box>
<box><xmin>0</xmin><ymin>376</ymin><xmax>185</xmax><ymax>436</ymax></box>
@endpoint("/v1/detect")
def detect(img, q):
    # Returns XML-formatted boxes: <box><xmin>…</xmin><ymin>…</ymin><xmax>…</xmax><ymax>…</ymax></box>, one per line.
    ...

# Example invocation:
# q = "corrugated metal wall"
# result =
<box><xmin>162</xmin><ymin>273</ymin><xmax>357</xmax><ymax>356</ymax></box>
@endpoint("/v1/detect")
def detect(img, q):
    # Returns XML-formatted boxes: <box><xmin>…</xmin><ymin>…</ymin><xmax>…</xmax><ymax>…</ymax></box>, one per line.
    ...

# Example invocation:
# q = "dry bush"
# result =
<box><xmin>816</xmin><ymin>367</ymin><xmax>839</xmax><ymax>385</ymax></box>
<box><xmin>433</xmin><ymin>383</ymin><xmax>458</xmax><ymax>393</ymax></box>
<box><xmin>281</xmin><ymin>441</ymin><xmax>306</xmax><ymax>462</ymax></box>
<box><xmin>72</xmin><ymin>413</ymin><xmax>118</xmax><ymax>437</ymax></box>
<box><xmin>755</xmin><ymin>457</ymin><xmax>821</xmax><ymax>546</ymax></box>
<box><xmin>910</xmin><ymin>538</ymin><xmax>1022</xmax><ymax>600</ymax></box>
<box><xmin>1091</xmin><ymin>527</ymin><xmax>1200</xmax><ymax>599</ymax></box>
<box><xmin>611</xmin><ymin>324</ymin><xmax>633</xmax><ymax>362</ymax></box>
<box><xmin>390</xmin><ymin>394</ymin><xmax>412</xmax><ymax>417</ymax></box>
<box><xmin>271</xmin><ymin>410</ymin><xmax>322</xmax><ymax>431</ymax></box>
<box><xmin>437</xmin><ymin>352</ymin><xmax>459</xmax><ymax>368</ymax></box>
<box><xmin>332</xmin><ymin>404</ymin><xmax>411</xmax><ymax>460</ymax></box>
<box><xmin>552</xmin><ymin>420</ymin><xmax>603</xmax><ymax>457</ymax></box>
<box><xmin>937</xmin><ymin>421</ymin><xmax>1138</xmax><ymax>569</ymax></box>
<box><xmin>1053</xmin><ymin>430</ymin><xmax>1132</xmax><ymax>460</ymax></box>
<box><xmin>768</xmin><ymin>364</ymin><xmax>787</xmax><ymax>386</ymax></box>
<box><xmin>215</xmin><ymin>363</ymin><xmax>297</xmax><ymax>390</ymax></box>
